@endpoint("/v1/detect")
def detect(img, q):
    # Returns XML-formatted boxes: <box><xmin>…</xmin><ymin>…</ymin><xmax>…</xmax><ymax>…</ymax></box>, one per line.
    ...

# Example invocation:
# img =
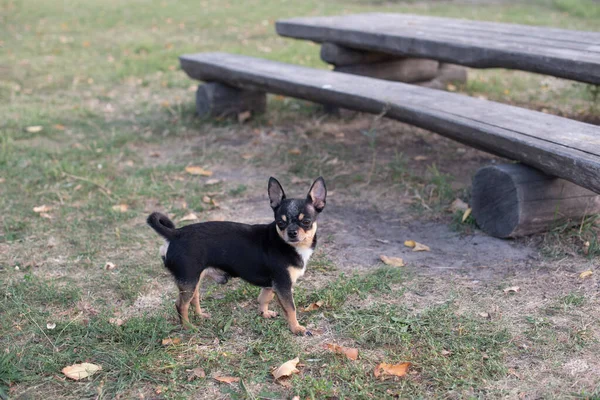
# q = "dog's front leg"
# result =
<box><xmin>274</xmin><ymin>284</ymin><xmax>311</xmax><ymax>336</ymax></box>
<box><xmin>258</xmin><ymin>287</ymin><xmax>278</xmax><ymax>318</ymax></box>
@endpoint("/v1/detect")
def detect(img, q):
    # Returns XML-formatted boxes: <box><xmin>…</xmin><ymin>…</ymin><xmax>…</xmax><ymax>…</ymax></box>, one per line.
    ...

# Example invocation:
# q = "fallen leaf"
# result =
<box><xmin>479</xmin><ymin>312</ymin><xmax>490</xmax><ymax>319</ymax></box>
<box><xmin>179</xmin><ymin>213</ymin><xmax>199</xmax><ymax>222</ymax></box>
<box><xmin>54</xmin><ymin>124</ymin><xmax>66</xmax><ymax>130</ymax></box>
<box><xmin>39</xmin><ymin>212</ymin><xmax>53</xmax><ymax>219</ymax></box>
<box><xmin>325</xmin><ymin>343</ymin><xmax>358</xmax><ymax>360</ymax></box>
<box><xmin>583</xmin><ymin>241</ymin><xmax>590</xmax><ymax>255</ymax></box>
<box><xmin>155</xmin><ymin>386</ymin><xmax>167</xmax><ymax>394</ymax></box>
<box><xmin>112</xmin><ymin>204</ymin><xmax>128</xmax><ymax>212</ymax></box>
<box><xmin>241</xmin><ymin>153</ymin><xmax>253</xmax><ymax>160</ymax></box>
<box><xmin>214</xmin><ymin>376</ymin><xmax>240</xmax><ymax>384</ymax></box>
<box><xmin>448</xmin><ymin>198</ymin><xmax>469</xmax><ymax>213</ymax></box>
<box><xmin>503</xmin><ymin>286</ymin><xmax>521</xmax><ymax>294</ymax></box>
<box><xmin>304</xmin><ymin>300</ymin><xmax>323</xmax><ymax>312</ymax></box>
<box><xmin>150</xmin><ymin>151</ymin><xmax>160</xmax><ymax>158</ymax></box>
<box><xmin>579</xmin><ymin>270</ymin><xmax>593</xmax><ymax>279</ymax></box>
<box><xmin>202</xmin><ymin>195</ymin><xmax>212</xmax><ymax>204</ymax></box>
<box><xmin>462</xmin><ymin>208</ymin><xmax>472</xmax><ymax>223</ymax></box>
<box><xmin>414</xmin><ymin>155</ymin><xmax>428</xmax><ymax>161</ymax></box>
<box><xmin>26</xmin><ymin>125</ymin><xmax>43</xmax><ymax>133</ymax></box>
<box><xmin>187</xmin><ymin>367</ymin><xmax>206</xmax><ymax>381</ymax></box>
<box><xmin>374</xmin><ymin>362</ymin><xmax>410</xmax><ymax>379</ymax></box>
<box><xmin>161</xmin><ymin>337</ymin><xmax>181</xmax><ymax>346</ymax></box>
<box><xmin>47</xmin><ymin>322</ymin><xmax>56</xmax><ymax>330</ymax></box>
<box><xmin>447</xmin><ymin>84</ymin><xmax>457</xmax><ymax>92</ymax></box>
<box><xmin>404</xmin><ymin>240</ymin><xmax>430</xmax><ymax>252</ymax></box>
<box><xmin>104</xmin><ymin>262</ymin><xmax>116</xmax><ymax>270</ymax></box>
<box><xmin>62</xmin><ymin>363</ymin><xmax>102</xmax><ymax>380</ymax></box>
<box><xmin>33</xmin><ymin>205</ymin><xmax>51</xmax><ymax>213</ymax></box>
<box><xmin>272</xmin><ymin>357</ymin><xmax>300</xmax><ymax>380</ymax></box>
<box><xmin>237</xmin><ymin>111</ymin><xmax>251</xmax><ymax>123</ymax></box>
<box><xmin>185</xmin><ymin>166</ymin><xmax>213</xmax><ymax>176</ymax></box>
<box><xmin>205</xmin><ymin>178</ymin><xmax>221</xmax><ymax>185</ymax></box>
<box><xmin>380</xmin><ymin>255</ymin><xmax>405</xmax><ymax>267</ymax></box>
<box><xmin>441</xmin><ymin>349</ymin><xmax>452</xmax><ymax>356</ymax></box>
<box><xmin>288</xmin><ymin>148</ymin><xmax>301</xmax><ymax>155</ymax></box>
<box><xmin>109</xmin><ymin>318</ymin><xmax>124</xmax><ymax>326</ymax></box>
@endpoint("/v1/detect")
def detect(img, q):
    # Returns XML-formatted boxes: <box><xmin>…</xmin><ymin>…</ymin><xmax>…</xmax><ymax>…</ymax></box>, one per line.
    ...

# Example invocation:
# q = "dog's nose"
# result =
<box><xmin>288</xmin><ymin>230</ymin><xmax>298</xmax><ymax>239</ymax></box>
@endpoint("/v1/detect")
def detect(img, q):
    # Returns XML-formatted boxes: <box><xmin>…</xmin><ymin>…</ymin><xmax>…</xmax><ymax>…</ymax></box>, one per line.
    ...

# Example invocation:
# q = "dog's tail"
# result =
<box><xmin>147</xmin><ymin>212</ymin><xmax>179</xmax><ymax>240</ymax></box>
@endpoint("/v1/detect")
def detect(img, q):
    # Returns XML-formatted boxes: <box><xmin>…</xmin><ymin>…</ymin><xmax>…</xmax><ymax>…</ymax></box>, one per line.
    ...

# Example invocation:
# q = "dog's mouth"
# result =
<box><xmin>286</xmin><ymin>237</ymin><xmax>300</xmax><ymax>244</ymax></box>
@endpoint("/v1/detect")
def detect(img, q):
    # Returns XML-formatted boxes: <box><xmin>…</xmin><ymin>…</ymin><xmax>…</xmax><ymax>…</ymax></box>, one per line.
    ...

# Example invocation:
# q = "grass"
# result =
<box><xmin>1</xmin><ymin>0</ymin><xmax>600</xmax><ymax>398</ymax></box>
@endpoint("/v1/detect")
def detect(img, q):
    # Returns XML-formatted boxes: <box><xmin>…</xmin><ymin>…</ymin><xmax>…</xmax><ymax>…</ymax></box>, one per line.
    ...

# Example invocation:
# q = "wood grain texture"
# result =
<box><xmin>472</xmin><ymin>164</ymin><xmax>600</xmax><ymax>238</ymax></box>
<box><xmin>276</xmin><ymin>13</ymin><xmax>600</xmax><ymax>84</ymax></box>
<box><xmin>179</xmin><ymin>53</ymin><xmax>600</xmax><ymax>193</ymax></box>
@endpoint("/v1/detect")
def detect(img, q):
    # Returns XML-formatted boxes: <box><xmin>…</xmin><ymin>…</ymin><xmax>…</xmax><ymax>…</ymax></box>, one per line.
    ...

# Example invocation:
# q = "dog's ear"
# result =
<box><xmin>307</xmin><ymin>177</ymin><xmax>326</xmax><ymax>212</ymax></box>
<box><xmin>268</xmin><ymin>177</ymin><xmax>286</xmax><ymax>210</ymax></box>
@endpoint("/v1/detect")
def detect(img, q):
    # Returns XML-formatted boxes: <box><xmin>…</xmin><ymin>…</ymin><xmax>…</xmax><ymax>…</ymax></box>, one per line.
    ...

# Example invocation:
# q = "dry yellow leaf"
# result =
<box><xmin>104</xmin><ymin>262</ymin><xmax>116</xmax><ymax>270</ymax></box>
<box><xmin>109</xmin><ymin>318</ymin><xmax>124</xmax><ymax>326</ymax></box>
<box><xmin>414</xmin><ymin>155</ymin><xmax>428</xmax><ymax>161</ymax></box>
<box><xmin>405</xmin><ymin>240</ymin><xmax>430</xmax><ymax>252</ymax></box>
<box><xmin>374</xmin><ymin>362</ymin><xmax>410</xmax><ymax>379</ymax></box>
<box><xmin>503</xmin><ymin>286</ymin><xmax>521</xmax><ymax>294</ymax></box>
<box><xmin>583</xmin><ymin>241</ymin><xmax>590</xmax><ymax>255</ymax></box>
<box><xmin>46</xmin><ymin>323</ymin><xmax>56</xmax><ymax>330</ymax></box>
<box><xmin>272</xmin><ymin>357</ymin><xmax>300</xmax><ymax>380</ymax></box>
<box><xmin>461</xmin><ymin>208</ymin><xmax>472</xmax><ymax>223</ymax></box>
<box><xmin>214</xmin><ymin>376</ymin><xmax>240</xmax><ymax>384</ymax></box>
<box><xmin>54</xmin><ymin>124</ymin><xmax>66</xmax><ymax>130</ymax></box>
<box><xmin>325</xmin><ymin>343</ymin><xmax>358</xmax><ymax>360</ymax></box>
<box><xmin>288</xmin><ymin>148</ymin><xmax>302</xmax><ymax>155</ymax></box>
<box><xmin>40</xmin><ymin>213</ymin><xmax>53</xmax><ymax>219</ymax></box>
<box><xmin>205</xmin><ymin>178</ymin><xmax>221</xmax><ymax>185</ymax></box>
<box><xmin>112</xmin><ymin>204</ymin><xmax>128</xmax><ymax>212</ymax></box>
<box><xmin>303</xmin><ymin>300</ymin><xmax>323</xmax><ymax>312</ymax></box>
<box><xmin>380</xmin><ymin>255</ymin><xmax>405</xmax><ymax>267</ymax></box>
<box><xmin>26</xmin><ymin>125</ymin><xmax>43</xmax><ymax>133</ymax></box>
<box><xmin>161</xmin><ymin>337</ymin><xmax>181</xmax><ymax>346</ymax></box>
<box><xmin>579</xmin><ymin>270</ymin><xmax>593</xmax><ymax>279</ymax></box>
<box><xmin>33</xmin><ymin>205</ymin><xmax>51</xmax><ymax>213</ymax></box>
<box><xmin>447</xmin><ymin>84</ymin><xmax>457</xmax><ymax>92</ymax></box>
<box><xmin>185</xmin><ymin>166</ymin><xmax>213</xmax><ymax>176</ymax></box>
<box><xmin>202</xmin><ymin>196</ymin><xmax>211</xmax><ymax>204</ymax></box>
<box><xmin>179</xmin><ymin>213</ymin><xmax>199</xmax><ymax>222</ymax></box>
<box><xmin>62</xmin><ymin>363</ymin><xmax>102</xmax><ymax>380</ymax></box>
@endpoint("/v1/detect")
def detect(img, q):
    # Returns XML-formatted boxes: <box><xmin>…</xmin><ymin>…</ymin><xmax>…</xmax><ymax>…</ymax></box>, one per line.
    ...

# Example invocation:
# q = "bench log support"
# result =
<box><xmin>320</xmin><ymin>42</ymin><xmax>467</xmax><ymax>90</ymax></box>
<box><xmin>472</xmin><ymin>164</ymin><xmax>600</xmax><ymax>238</ymax></box>
<box><xmin>196</xmin><ymin>82</ymin><xmax>266</xmax><ymax>118</ymax></box>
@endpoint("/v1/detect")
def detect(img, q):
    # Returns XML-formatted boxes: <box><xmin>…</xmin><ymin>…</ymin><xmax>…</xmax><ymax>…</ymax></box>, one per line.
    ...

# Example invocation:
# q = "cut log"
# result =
<box><xmin>418</xmin><ymin>63</ymin><xmax>468</xmax><ymax>90</ymax></box>
<box><xmin>276</xmin><ymin>13</ymin><xmax>600</xmax><ymax>84</ymax></box>
<box><xmin>321</xmin><ymin>42</ymin><xmax>395</xmax><ymax>66</ymax></box>
<box><xmin>195</xmin><ymin>82</ymin><xmax>266</xmax><ymax>118</ymax></box>
<box><xmin>472</xmin><ymin>164</ymin><xmax>600</xmax><ymax>238</ymax></box>
<box><xmin>179</xmin><ymin>53</ymin><xmax>600</xmax><ymax>193</ymax></box>
<box><xmin>335</xmin><ymin>58</ymin><xmax>439</xmax><ymax>83</ymax></box>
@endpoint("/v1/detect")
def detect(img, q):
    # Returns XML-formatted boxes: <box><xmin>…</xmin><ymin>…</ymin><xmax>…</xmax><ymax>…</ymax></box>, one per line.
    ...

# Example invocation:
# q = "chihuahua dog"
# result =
<box><xmin>147</xmin><ymin>177</ymin><xmax>326</xmax><ymax>335</ymax></box>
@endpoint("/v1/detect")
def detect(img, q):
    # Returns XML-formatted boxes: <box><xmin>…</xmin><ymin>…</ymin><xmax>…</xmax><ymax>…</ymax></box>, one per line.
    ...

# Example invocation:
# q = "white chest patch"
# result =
<box><xmin>295</xmin><ymin>246</ymin><xmax>314</xmax><ymax>268</ymax></box>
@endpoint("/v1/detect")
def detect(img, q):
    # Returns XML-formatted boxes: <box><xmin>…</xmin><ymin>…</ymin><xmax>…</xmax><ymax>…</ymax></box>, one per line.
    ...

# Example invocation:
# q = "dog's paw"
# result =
<box><xmin>291</xmin><ymin>325</ymin><xmax>311</xmax><ymax>336</ymax></box>
<box><xmin>261</xmin><ymin>310</ymin><xmax>279</xmax><ymax>319</ymax></box>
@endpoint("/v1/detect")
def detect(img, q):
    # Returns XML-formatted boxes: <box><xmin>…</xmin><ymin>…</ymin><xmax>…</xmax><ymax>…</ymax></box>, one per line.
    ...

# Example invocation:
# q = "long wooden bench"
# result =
<box><xmin>179</xmin><ymin>52</ymin><xmax>600</xmax><ymax>237</ymax></box>
<box><xmin>276</xmin><ymin>13</ymin><xmax>600</xmax><ymax>85</ymax></box>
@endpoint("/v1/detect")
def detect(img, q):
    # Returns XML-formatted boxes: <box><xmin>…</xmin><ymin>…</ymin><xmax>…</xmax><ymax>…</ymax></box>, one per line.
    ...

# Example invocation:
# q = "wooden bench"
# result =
<box><xmin>180</xmin><ymin>52</ymin><xmax>600</xmax><ymax>238</ymax></box>
<box><xmin>276</xmin><ymin>13</ymin><xmax>600</xmax><ymax>85</ymax></box>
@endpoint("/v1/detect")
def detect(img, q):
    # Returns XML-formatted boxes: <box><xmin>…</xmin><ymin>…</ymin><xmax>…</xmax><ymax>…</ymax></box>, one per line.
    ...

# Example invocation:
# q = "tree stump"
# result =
<box><xmin>472</xmin><ymin>164</ymin><xmax>600</xmax><ymax>238</ymax></box>
<box><xmin>196</xmin><ymin>82</ymin><xmax>266</xmax><ymax>118</ymax></box>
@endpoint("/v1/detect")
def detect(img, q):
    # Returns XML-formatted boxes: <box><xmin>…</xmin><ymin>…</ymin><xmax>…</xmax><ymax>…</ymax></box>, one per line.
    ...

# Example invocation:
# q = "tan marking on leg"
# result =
<box><xmin>287</xmin><ymin>266</ymin><xmax>305</xmax><ymax>285</ymax></box>
<box><xmin>258</xmin><ymin>288</ymin><xmax>277</xmax><ymax>318</ymax></box>
<box><xmin>176</xmin><ymin>284</ymin><xmax>195</xmax><ymax>327</ymax></box>
<box><xmin>275</xmin><ymin>291</ymin><xmax>307</xmax><ymax>335</ymax></box>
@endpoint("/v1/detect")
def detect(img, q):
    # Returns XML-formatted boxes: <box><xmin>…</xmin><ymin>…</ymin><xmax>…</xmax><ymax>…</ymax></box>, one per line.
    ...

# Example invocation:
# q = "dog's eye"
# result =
<box><xmin>301</xmin><ymin>220</ymin><xmax>311</xmax><ymax>227</ymax></box>
<box><xmin>277</xmin><ymin>220</ymin><xmax>287</xmax><ymax>228</ymax></box>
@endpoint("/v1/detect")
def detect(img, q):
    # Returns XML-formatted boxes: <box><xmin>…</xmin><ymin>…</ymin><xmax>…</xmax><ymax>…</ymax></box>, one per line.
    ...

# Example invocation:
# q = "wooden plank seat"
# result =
<box><xmin>276</xmin><ymin>13</ymin><xmax>600</xmax><ymax>85</ymax></box>
<box><xmin>180</xmin><ymin>52</ymin><xmax>600</xmax><ymax>237</ymax></box>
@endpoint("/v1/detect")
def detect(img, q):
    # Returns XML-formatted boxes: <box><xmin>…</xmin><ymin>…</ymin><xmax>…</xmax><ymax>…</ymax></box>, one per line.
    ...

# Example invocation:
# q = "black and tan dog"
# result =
<box><xmin>147</xmin><ymin>177</ymin><xmax>326</xmax><ymax>335</ymax></box>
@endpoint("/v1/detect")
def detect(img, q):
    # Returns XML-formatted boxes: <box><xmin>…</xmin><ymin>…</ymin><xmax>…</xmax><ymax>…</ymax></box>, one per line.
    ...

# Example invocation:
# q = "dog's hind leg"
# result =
<box><xmin>175</xmin><ymin>281</ymin><xmax>196</xmax><ymax>327</ymax></box>
<box><xmin>192</xmin><ymin>270</ymin><xmax>212</xmax><ymax>319</ymax></box>
<box><xmin>274</xmin><ymin>284</ymin><xmax>310</xmax><ymax>336</ymax></box>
